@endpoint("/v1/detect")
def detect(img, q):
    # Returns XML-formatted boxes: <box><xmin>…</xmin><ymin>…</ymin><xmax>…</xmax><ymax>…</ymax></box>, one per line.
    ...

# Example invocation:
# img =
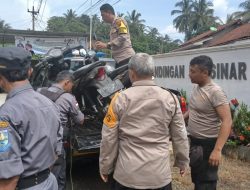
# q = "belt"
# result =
<box><xmin>189</xmin><ymin>136</ymin><xmax>217</xmax><ymax>147</ymax></box>
<box><xmin>17</xmin><ymin>168</ymin><xmax>50</xmax><ymax>189</ymax></box>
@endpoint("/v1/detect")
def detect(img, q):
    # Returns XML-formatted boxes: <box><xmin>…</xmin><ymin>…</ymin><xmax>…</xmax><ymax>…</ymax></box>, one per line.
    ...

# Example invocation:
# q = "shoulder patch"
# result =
<box><xmin>115</xmin><ymin>19</ymin><xmax>122</xmax><ymax>27</ymax></box>
<box><xmin>0</xmin><ymin>122</ymin><xmax>10</xmax><ymax>152</ymax></box>
<box><xmin>116</xmin><ymin>19</ymin><xmax>128</xmax><ymax>34</ymax></box>
<box><xmin>103</xmin><ymin>92</ymin><xmax>120</xmax><ymax>128</ymax></box>
<box><xmin>0</xmin><ymin>121</ymin><xmax>9</xmax><ymax>128</ymax></box>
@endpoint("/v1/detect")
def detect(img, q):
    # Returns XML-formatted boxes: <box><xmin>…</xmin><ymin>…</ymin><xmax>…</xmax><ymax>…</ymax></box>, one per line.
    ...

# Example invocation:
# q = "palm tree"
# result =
<box><xmin>163</xmin><ymin>34</ymin><xmax>171</xmax><ymax>43</ymax></box>
<box><xmin>125</xmin><ymin>10</ymin><xmax>145</xmax><ymax>37</ymax></box>
<box><xmin>126</xmin><ymin>10</ymin><xmax>145</xmax><ymax>25</ymax></box>
<box><xmin>191</xmin><ymin>0</ymin><xmax>218</xmax><ymax>35</ymax></box>
<box><xmin>117</xmin><ymin>12</ymin><xmax>125</xmax><ymax>18</ymax></box>
<box><xmin>171</xmin><ymin>0</ymin><xmax>194</xmax><ymax>41</ymax></box>
<box><xmin>146</xmin><ymin>27</ymin><xmax>160</xmax><ymax>38</ymax></box>
<box><xmin>238</xmin><ymin>0</ymin><xmax>250</xmax><ymax>22</ymax></box>
<box><xmin>226</xmin><ymin>13</ymin><xmax>241</xmax><ymax>24</ymax></box>
<box><xmin>0</xmin><ymin>19</ymin><xmax>11</xmax><ymax>30</ymax></box>
<box><xmin>63</xmin><ymin>9</ymin><xmax>77</xmax><ymax>23</ymax></box>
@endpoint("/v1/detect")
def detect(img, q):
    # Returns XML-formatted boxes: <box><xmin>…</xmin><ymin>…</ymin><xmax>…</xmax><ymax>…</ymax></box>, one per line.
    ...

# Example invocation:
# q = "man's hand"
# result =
<box><xmin>209</xmin><ymin>149</ymin><xmax>221</xmax><ymax>166</ymax></box>
<box><xmin>100</xmin><ymin>173</ymin><xmax>108</xmax><ymax>182</ymax></box>
<box><xmin>95</xmin><ymin>41</ymin><xmax>107</xmax><ymax>50</ymax></box>
<box><xmin>0</xmin><ymin>176</ymin><xmax>19</xmax><ymax>190</ymax></box>
<box><xmin>179</xmin><ymin>166</ymin><xmax>186</xmax><ymax>177</ymax></box>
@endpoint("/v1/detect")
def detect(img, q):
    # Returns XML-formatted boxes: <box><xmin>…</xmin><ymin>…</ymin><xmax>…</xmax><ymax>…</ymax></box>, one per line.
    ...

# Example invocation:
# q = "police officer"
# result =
<box><xmin>0</xmin><ymin>47</ymin><xmax>62</xmax><ymax>190</ymax></box>
<box><xmin>95</xmin><ymin>3</ymin><xmax>135</xmax><ymax>68</ymax></box>
<box><xmin>38</xmin><ymin>70</ymin><xmax>84</xmax><ymax>190</ymax></box>
<box><xmin>99</xmin><ymin>53</ymin><xmax>189</xmax><ymax>190</ymax></box>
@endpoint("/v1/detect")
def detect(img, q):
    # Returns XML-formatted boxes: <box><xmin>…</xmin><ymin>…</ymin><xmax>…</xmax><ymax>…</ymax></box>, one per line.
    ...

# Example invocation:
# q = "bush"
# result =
<box><xmin>233</xmin><ymin>103</ymin><xmax>250</xmax><ymax>145</ymax></box>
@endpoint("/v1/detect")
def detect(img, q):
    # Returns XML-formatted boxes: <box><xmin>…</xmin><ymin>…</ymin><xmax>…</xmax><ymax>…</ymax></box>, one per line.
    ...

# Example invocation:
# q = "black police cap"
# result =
<box><xmin>0</xmin><ymin>47</ymin><xmax>32</xmax><ymax>71</ymax></box>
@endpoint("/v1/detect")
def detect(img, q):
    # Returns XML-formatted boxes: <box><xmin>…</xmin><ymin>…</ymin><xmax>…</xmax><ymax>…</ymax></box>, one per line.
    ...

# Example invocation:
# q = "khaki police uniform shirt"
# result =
<box><xmin>109</xmin><ymin>17</ymin><xmax>135</xmax><ymax>64</ymax></box>
<box><xmin>187</xmin><ymin>82</ymin><xmax>229</xmax><ymax>139</ymax></box>
<box><xmin>99</xmin><ymin>80</ymin><xmax>189</xmax><ymax>189</ymax></box>
<box><xmin>0</xmin><ymin>83</ymin><xmax>62</xmax><ymax>178</ymax></box>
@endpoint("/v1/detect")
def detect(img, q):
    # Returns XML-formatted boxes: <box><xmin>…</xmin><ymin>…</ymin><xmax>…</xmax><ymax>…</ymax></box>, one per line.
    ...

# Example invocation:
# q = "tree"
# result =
<box><xmin>191</xmin><ymin>0</ymin><xmax>219</xmax><ymax>36</ymax></box>
<box><xmin>47</xmin><ymin>16</ymin><xmax>66</xmax><ymax>32</ymax></box>
<box><xmin>125</xmin><ymin>10</ymin><xmax>145</xmax><ymax>37</ymax></box>
<box><xmin>63</xmin><ymin>9</ymin><xmax>77</xmax><ymax>23</ymax></box>
<box><xmin>163</xmin><ymin>34</ymin><xmax>171</xmax><ymax>43</ymax></box>
<box><xmin>171</xmin><ymin>0</ymin><xmax>194</xmax><ymax>41</ymax></box>
<box><xmin>238</xmin><ymin>0</ymin><xmax>250</xmax><ymax>22</ymax></box>
<box><xmin>226</xmin><ymin>13</ymin><xmax>240</xmax><ymax>24</ymax></box>
<box><xmin>0</xmin><ymin>19</ymin><xmax>11</xmax><ymax>30</ymax></box>
<box><xmin>47</xmin><ymin>10</ymin><xmax>89</xmax><ymax>33</ymax></box>
<box><xmin>146</xmin><ymin>27</ymin><xmax>160</xmax><ymax>38</ymax></box>
<box><xmin>117</xmin><ymin>12</ymin><xmax>125</xmax><ymax>18</ymax></box>
<box><xmin>46</xmin><ymin>9</ymin><xmax>180</xmax><ymax>54</ymax></box>
<box><xmin>78</xmin><ymin>14</ymin><xmax>90</xmax><ymax>26</ymax></box>
<box><xmin>126</xmin><ymin>10</ymin><xmax>145</xmax><ymax>24</ymax></box>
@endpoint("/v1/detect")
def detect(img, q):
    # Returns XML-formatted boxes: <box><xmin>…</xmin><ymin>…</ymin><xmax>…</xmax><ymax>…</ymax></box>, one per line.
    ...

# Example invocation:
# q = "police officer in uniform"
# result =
<box><xmin>0</xmin><ymin>47</ymin><xmax>62</xmax><ymax>190</ymax></box>
<box><xmin>99</xmin><ymin>53</ymin><xmax>189</xmax><ymax>190</ymax></box>
<box><xmin>95</xmin><ymin>3</ymin><xmax>135</xmax><ymax>68</ymax></box>
<box><xmin>38</xmin><ymin>70</ymin><xmax>84</xmax><ymax>190</ymax></box>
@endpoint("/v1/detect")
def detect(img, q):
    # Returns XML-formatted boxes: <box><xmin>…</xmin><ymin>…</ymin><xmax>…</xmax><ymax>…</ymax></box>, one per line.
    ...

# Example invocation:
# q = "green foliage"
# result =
<box><xmin>179</xmin><ymin>89</ymin><xmax>187</xmax><ymax>100</ymax></box>
<box><xmin>172</xmin><ymin>0</ymin><xmax>250</xmax><ymax>40</ymax></box>
<box><xmin>171</xmin><ymin>0</ymin><xmax>193</xmax><ymax>41</ymax></box>
<box><xmin>226</xmin><ymin>139</ymin><xmax>238</xmax><ymax>147</ymax></box>
<box><xmin>47</xmin><ymin>16</ymin><xmax>67</xmax><ymax>32</ymax></box>
<box><xmin>0</xmin><ymin>18</ymin><xmax>11</xmax><ymax>30</ymax></box>
<box><xmin>238</xmin><ymin>0</ymin><xmax>250</xmax><ymax>22</ymax></box>
<box><xmin>32</xmin><ymin>54</ymin><xmax>44</xmax><ymax>60</ymax></box>
<box><xmin>171</xmin><ymin>0</ymin><xmax>222</xmax><ymax>41</ymax></box>
<box><xmin>46</xmin><ymin>9</ymin><xmax>180</xmax><ymax>55</ymax></box>
<box><xmin>233</xmin><ymin>103</ymin><xmax>250</xmax><ymax>145</ymax></box>
<box><xmin>31</xmin><ymin>54</ymin><xmax>44</xmax><ymax>67</ymax></box>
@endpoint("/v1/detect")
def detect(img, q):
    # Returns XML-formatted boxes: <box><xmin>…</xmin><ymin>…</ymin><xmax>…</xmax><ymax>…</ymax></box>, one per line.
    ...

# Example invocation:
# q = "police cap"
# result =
<box><xmin>0</xmin><ymin>47</ymin><xmax>31</xmax><ymax>71</ymax></box>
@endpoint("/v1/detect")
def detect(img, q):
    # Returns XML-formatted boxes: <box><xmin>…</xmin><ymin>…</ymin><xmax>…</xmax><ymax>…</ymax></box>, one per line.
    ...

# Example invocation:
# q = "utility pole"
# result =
<box><xmin>28</xmin><ymin>6</ymin><xmax>39</xmax><ymax>31</ymax></box>
<box><xmin>89</xmin><ymin>0</ymin><xmax>93</xmax><ymax>50</ymax></box>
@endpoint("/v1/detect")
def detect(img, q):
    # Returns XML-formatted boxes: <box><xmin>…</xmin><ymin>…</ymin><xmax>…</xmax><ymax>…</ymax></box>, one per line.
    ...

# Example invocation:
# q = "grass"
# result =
<box><xmin>171</xmin><ymin>156</ymin><xmax>250</xmax><ymax>190</ymax></box>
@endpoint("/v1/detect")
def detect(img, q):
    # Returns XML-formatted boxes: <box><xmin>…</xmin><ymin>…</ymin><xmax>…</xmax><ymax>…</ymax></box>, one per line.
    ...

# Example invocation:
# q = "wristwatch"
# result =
<box><xmin>107</xmin><ymin>42</ymin><xmax>111</xmax><ymax>49</ymax></box>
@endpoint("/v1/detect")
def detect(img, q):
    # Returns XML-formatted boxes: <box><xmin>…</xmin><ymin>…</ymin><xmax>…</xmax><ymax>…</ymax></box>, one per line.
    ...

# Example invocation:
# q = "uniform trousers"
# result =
<box><xmin>111</xmin><ymin>179</ymin><xmax>172</xmax><ymax>190</ymax></box>
<box><xmin>115</xmin><ymin>57</ymin><xmax>132</xmax><ymax>88</ymax></box>
<box><xmin>189</xmin><ymin>136</ymin><xmax>218</xmax><ymax>190</ymax></box>
<box><xmin>116</xmin><ymin>57</ymin><xmax>131</xmax><ymax>69</ymax></box>
<box><xmin>22</xmin><ymin>173</ymin><xmax>58</xmax><ymax>190</ymax></box>
<box><xmin>51</xmin><ymin>149</ymin><xmax>66</xmax><ymax>190</ymax></box>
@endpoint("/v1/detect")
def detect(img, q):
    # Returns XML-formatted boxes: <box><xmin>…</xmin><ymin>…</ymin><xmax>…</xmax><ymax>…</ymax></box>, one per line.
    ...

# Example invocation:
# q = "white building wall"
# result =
<box><xmin>153</xmin><ymin>42</ymin><xmax>250</xmax><ymax>106</ymax></box>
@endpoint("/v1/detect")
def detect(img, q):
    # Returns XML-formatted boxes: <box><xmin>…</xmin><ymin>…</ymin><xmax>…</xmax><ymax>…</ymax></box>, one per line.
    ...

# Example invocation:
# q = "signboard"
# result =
<box><xmin>153</xmin><ymin>42</ymin><xmax>250</xmax><ymax>106</ymax></box>
<box><xmin>15</xmin><ymin>35</ymin><xmax>88</xmax><ymax>54</ymax></box>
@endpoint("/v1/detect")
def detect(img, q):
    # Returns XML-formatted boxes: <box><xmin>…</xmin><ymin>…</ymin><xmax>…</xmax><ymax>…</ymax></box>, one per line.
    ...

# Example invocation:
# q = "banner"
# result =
<box><xmin>15</xmin><ymin>35</ymin><xmax>88</xmax><ymax>55</ymax></box>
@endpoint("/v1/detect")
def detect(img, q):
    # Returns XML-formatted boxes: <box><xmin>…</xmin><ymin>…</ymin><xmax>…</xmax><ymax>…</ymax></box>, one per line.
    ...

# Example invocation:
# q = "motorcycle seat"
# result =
<box><xmin>108</xmin><ymin>64</ymin><xmax>128</xmax><ymax>79</ymax></box>
<box><xmin>73</xmin><ymin>61</ymin><xmax>106</xmax><ymax>79</ymax></box>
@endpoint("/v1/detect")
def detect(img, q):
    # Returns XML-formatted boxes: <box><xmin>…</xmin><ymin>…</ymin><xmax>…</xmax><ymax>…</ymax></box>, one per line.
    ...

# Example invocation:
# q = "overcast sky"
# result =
<box><xmin>0</xmin><ymin>0</ymin><xmax>244</xmax><ymax>40</ymax></box>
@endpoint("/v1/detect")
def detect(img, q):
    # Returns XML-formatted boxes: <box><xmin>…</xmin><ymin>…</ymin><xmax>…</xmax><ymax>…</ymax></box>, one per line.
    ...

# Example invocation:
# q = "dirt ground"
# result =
<box><xmin>66</xmin><ymin>154</ymin><xmax>250</xmax><ymax>190</ymax></box>
<box><xmin>172</xmin><ymin>156</ymin><xmax>250</xmax><ymax>190</ymax></box>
